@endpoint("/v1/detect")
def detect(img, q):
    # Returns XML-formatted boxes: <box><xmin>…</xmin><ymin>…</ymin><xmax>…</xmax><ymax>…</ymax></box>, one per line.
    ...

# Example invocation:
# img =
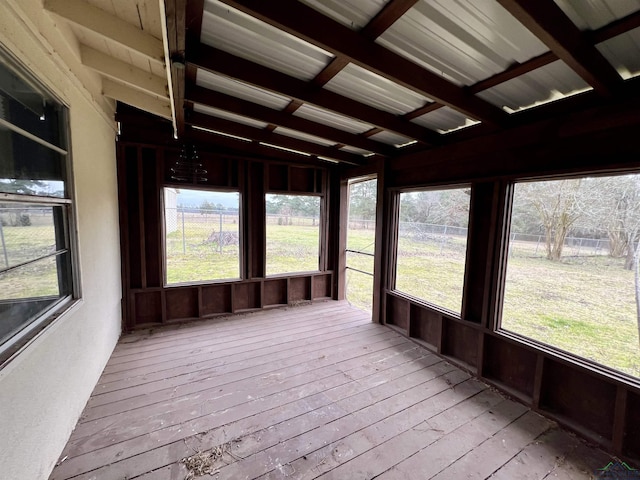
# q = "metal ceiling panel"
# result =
<box><xmin>411</xmin><ymin>106</ymin><xmax>480</xmax><ymax>133</ymax></box>
<box><xmin>273</xmin><ymin>127</ymin><xmax>338</xmax><ymax>146</ymax></box>
<box><xmin>193</xmin><ymin>104</ymin><xmax>269</xmax><ymax>129</ymax></box>
<box><xmin>477</xmin><ymin>60</ymin><xmax>591</xmax><ymax>113</ymax></box>
<box><xmin>196</xmin><ymin>69</ymin><xmax>292</xmax><ymax>110</ymax></box>
<box><xmin>324</xmin><ymin>63</ymin><xmax>432</xmax><ymax>115</ymax></box>
<box><xmin>597</xmin><ymin>28</ymin><xmax>640</xmax><ymax>80</ymax></box>
<box><xmin>201</xmin><ymin>0</ymin><xmax>333</xmax><ymax>81</ymax></box>
<box><xmin>554</xmin><ymin>0</ymin><xmax>640</xmax><ymax>30</ymax></box>
<box><xmin>340</xmin><ymin>145</ymin><xmax>374</xmax><ymax>156</ymax></box>
<box><xmin>293</xmin><ymin>104</ymin><xmax>374</xmax><ymax>134</ymax></box>
<box><xmin>377</xmin><ymin>0</ymin><xmax>549</xmax><ymax>87</ymax></box>
<box><xmin>297</xmin><ymin>0</ymin><xmax>389</xmax><ymax>30</ymax></box>
<box><xmin>370</xmin><ymin>130</ymin><xmax>414</xmax><ymax>147</ymax></box>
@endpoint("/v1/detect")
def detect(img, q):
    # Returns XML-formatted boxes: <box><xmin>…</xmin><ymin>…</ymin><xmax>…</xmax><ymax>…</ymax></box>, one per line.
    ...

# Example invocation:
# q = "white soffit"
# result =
<box><xmin>597</xmin><ymin>28</ymin><xmax>640</xmax><ymax>80</ymax></box>
<box><xmin>554</xmin><ymin>0</ymin><xmax>640</xmax><ymax>30</ymax></box>
<box><xmin>297</xmin><ymin>0</ymin><xmax>389</xmax><ymax>30</ymax></box>
<box><xmin>340</xmin><ymin>145</ymin><xmax>374</xmax><ymax>156</ymax></box>
<box><xmin>193</xmin><ymin>104</ymin><xmax>269</xmax><ymax>129</ymax></box>
<box><xmin>477</xmin><ymin>60</ymin><xmax>592</xmax><ymax>113</ymax></box>
<box><xmin>377</xmin><ymin>0</ymin><xmax>549</xmax><ymax>87</ymax></box>
<box><xmin>196</xmin><ymin>69</ymin><xmax>292</xmax><ymax>110</ymax></box>
<box><xmin>411</xmin><ymin>106</ymin><xmax>480</xmax><ymax>133</ymax></box>
<box><xmin>273</xmin><ymin>127</ymin><xmax>338</xmax><ymax>147</ymax></box>
<box><xmin>324</xmin><ymin>63</ymin><xmax>432</xmax><ymax>115</ymax></box>
<box><xmin>201</xmin><ymin>0</ymin><xmax>333</xmax><ymax>81</ymax></box>
<box><xmin>370</xmin><ymin>130</ymin><xmax>414</xmax><ymax>147</ymax></box>
<box><xmin>293</xmin><ymin>104</ymin><xmax>374</xmax><ymax>134</ymax></box>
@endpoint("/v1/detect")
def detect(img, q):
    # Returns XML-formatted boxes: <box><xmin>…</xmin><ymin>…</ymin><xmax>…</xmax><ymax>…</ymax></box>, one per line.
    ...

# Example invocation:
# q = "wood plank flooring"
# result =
<box><xmin>49</xmin><ymin>301</ymin><xmax>614</xmax><ymax>480</ymax></box>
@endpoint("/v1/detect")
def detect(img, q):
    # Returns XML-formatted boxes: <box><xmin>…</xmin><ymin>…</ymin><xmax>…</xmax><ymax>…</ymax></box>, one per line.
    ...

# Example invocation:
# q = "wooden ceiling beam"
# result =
<box><xmin>104</xmin><ymin>79</ymin><xmax>172</xmax><ymax>119</ymax></box>
<box><xmin>497</xmin><ymin>0</ymin><xmax>622</xmax><ymax>97</ymax></box>
<box><xmin>44</xmin><ymin>0</ymin><xmax>164</xmax><ymax>65</ymax></box>
<box><xmin>187</xmin><ymin>112</ymin><xmax>366</xmax><ymax>165</ymax></box>
<box><xmin>361</xmin><ymin>0</ymin><xmax>420</xmax><ymax>39</ymax></box>
<box><xmin>189</xmin><ymin>44</ymin><xmax>441</xmax><ymax>145</ymax></box>
<box><xmin>186</xmin><ymin>86</ymin><xmax>395</xmax><ymax>156</ymax></box>
<box><xmin>163</xmin><ymin>0</ymin><xmax>187</xmax><ymax>136</ymax></box>
<box><xmin>591</xmin><ymin>9</ymin><xmax>640</xmax><ymax>44</ymax></box>
<box><xmin>217</xmin><ymin>0</ymin><xmax>508</xmax><ymax>127</ymax></box>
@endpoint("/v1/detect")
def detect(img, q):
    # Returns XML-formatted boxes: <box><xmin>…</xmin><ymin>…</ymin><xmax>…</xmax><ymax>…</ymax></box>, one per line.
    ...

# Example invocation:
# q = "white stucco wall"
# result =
<box><xmin>0</xmin><ymin>2</ymin><xmax>122</xmax><ymax>479</ymax></box>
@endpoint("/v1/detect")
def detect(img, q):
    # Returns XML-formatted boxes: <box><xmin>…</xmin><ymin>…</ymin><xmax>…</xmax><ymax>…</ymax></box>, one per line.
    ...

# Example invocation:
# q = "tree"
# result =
<box><xmin>199</xmin><ymin>200</ymin><xmax>214</xmax><ymax>214</ymax></box>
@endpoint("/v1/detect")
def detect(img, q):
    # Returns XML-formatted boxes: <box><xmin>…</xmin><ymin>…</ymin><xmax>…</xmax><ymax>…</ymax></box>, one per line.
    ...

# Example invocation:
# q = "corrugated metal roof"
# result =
<box><xmin>477</xmin><ymin>60</ymin><xmax>592</xmax><ymax>113</ymax></box>
<box><xmin>201</xmin><ymin>0</ymin><xmax>333</xmax><ymax>81</ymax></box>
<box><xmin>297</xmin><ymin>0</ymin><xmax>388</xmax><ymax>30</ymax></box>
<box><xmin>193</xmin><ymin>104</ymin><xmax>269</xmax><ymax>129</ymax></box>
<box><xmin>293</xmin><ymin>104</ymin><xmax>374</xmax><ymax>134</ymax></box>
<box><xmin>597</xmin><ymin>28</ymin><xmax>640</xmax><ymax>80</ymax></box>
<box><xmin>324</xmin><ymin>63</ymin><xmax>432</xmax><ymax>115</ymax></box>
<box><xmin>377</xmin><ymin>0</ymin><xmax>549</xmax><ymax>87</ymax></box>
<box><xmin>370</xmin><ymin>130</ymin><xmax>414</xmax><ymax>147</ymax></box>
<box><xmin>273</xmin><ymin>127</ymin><xmax>338</xmax><ymax>146</ymax></box>
<box><xmin>341</xmin><ymin>145</ymin><xmax>374</xmax><ymax>156</ymax></box>
<box><xmin>554</xmin><ymin>0</ymin><xmax>640</xmax><ymax>30</ymax></box>
<box><xmin>196</xmin><ymin>69</ymin><xmax>292</xmax><ymax>110</ymax></box>
<box><xmin>411</xmin><ymin>106</ymin><xmax>480</xmax><ymax>133</ymax></box>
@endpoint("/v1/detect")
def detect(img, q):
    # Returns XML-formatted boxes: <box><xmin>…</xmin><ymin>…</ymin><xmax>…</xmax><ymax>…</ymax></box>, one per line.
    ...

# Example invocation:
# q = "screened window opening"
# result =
<box><xmin>395</xmin><ymin>187</ymin><xmax>471</xmax><ymax>314</ymax></box>
<box><xmin>164</xmin><ymin>188</ymin><xmax>240</xmax><ymax>284</ymax></box>
<box><xmin>265</xmin><ymin>194</ymin><xmax>321</xmax><ymax>276</ymax></box>
<box><xmin>501</xmin><ymin>175</ymin><xmax>640</xmax><ymax>380</ymax></box>
<box><xmin>0</xmin><ymin>51</ymin><xmax>75</xmax><ymax>356</ymax></box>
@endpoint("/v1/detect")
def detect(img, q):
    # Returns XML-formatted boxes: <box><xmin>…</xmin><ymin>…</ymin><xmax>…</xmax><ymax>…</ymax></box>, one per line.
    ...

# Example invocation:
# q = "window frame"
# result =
<box><xmin>390</xmin><ymin>183</ymin><xmax>472</xmax><ymax>317</ymax></box>
<box><xmin>161</xmin><ymin>185</ymin><xmax>244</xmax><ymax>287</ymax></box>
<box><xmin>0</xmin><ymin>51</ymin><xmax>80</xmax><ymax>367</ymax></box>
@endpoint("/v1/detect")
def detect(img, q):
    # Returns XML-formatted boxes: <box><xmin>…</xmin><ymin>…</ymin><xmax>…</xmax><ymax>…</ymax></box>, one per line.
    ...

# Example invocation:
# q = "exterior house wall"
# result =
<box><xmin>0</xmin><ymin>2</ymin><xmax>121</xmax><ymax>479</ymax></box>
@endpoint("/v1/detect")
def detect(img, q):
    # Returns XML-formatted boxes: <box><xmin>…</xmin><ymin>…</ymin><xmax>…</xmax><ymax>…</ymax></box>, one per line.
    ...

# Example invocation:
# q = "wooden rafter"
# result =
<box><xmin>186</xmin><ymin>86</ymin><xmax>395</xmax><ymax>157</ymax></box>
<box><xmin>163</xmin><ymin>0</ymin><xmax>186</xmax><ymax>136</ymax></box>
<box><xmin>187</xmin><ymin>113</ymin><xmax>366</xmax><ymax>165</ymax></box>
<box><xmin>497</xmin><ymin>0</ymin><xmax>622</xmax><ymax>97</ymax></box>
<box><xmin>216</xmin><ymin>0</ymin><xmax>508</xmax><ymax>127</ymax></box>
<box><xmin>361</xmin><ymin>0</ymin><xmax>419</xmax><ymax>40</ymax></box>
<box><xmin>188</xmin><ymin>45</ymin><xmax>441</xmax><ymax>146</ymax></box>
<box><xmin>103</xmin><ymin>80</ymin><xmax>172</xmax><ymax>119</ymax></box>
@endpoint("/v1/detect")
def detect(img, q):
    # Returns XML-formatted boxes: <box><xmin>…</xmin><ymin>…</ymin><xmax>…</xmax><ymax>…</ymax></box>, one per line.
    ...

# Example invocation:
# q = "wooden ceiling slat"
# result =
<box><xmin>217</xmin><ymin>0</ymin><xmax>508</xmax><ymax>127</ymax></box>
<box><xmin>188</xmin><ymin>45</ymin><xmax>442</xmax><ymax>145</ymax></box>
<box><xmin>497</xmin><ymin>0</ymin><xmax>622</xmax><ymax>97</ymax></box>
<box><xmin>187</xmin><ymin>112</ymin><xmax>366</xmax><ymax>165</ymax></box>
<box><xmin>186</xmin><ymin>86</ymin><xmax>395</xmax><ymax>156</ymax></box>
<box><xmin>361</xmin><ymin>0</ymin><xmax>420</xmax><ymax>40</ymax></box>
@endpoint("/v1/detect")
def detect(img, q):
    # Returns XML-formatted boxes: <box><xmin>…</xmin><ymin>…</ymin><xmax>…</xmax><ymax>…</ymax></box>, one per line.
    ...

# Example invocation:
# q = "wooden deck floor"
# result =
<box><xmin>50</xmin><ymin>301</ymin><xmax>613</xmax><ymax>480</ymax></box>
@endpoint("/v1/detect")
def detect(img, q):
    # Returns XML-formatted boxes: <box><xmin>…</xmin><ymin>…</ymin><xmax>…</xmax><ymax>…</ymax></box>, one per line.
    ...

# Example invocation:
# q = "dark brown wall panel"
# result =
<box><xmin>268</xmin><ymin>164</ymin><xmax>288</xmax><ymax>191</ymax></box>
<box><xmin>234</xmin><ymin>282</ymin><xmax>261</xmax><ymax>310</ymax></box>
<box><xmin>442</xmin><ymin>320</ymin><xmax>479</xmax><ymax>368</ymax></box>
<box><xmin>409</xmin><ymin>304</ymin><xmax>441</xmax><ymax>349</ymax></box>
<box><xmin>166</xmin><ymin>287</ymin><xmax>199</xmax><ymax>320</ymax></box>
<box><xmin>125</xmin><ymin>147</ymin><xmax>142</xmax><ymax>289</ymax></box>
<box><xmin>312</xmin><ymin>274</ymin><xmax>332</xmax><ymax>299</ymax></box>
<box><xmin>134</xmin><ymin>291</ymin><xmax>162</xmax><ymax>325</ymax></box>
<box><xmin>290</xmin><ymin>166</ymin><xmax>316</xmax><ymax>193</ymax></box>
<box><xmin>201</xmin><ymin>284</ymin><xmax>232</xmax><ymax>315</ymax></box>
<box><xmin>142</xmin><ymin>148</ymin><xmax>161</xmax><ymax>288</ymax></box>
<box><xmin>264</xmin><ymin>278</ymin><xmax>287</xmax><ymax>306</ymax></box>
<box><xmin>289</xmin><ymin>276</ymin><xmax>311</xmax><ymax>302</ymax></box>
<box><xmin>482</xmin><ymin>335</ymin><xmax>537</xmax><ymax>398</ymax></box>
<box><xmin>386</xmin><ymin>295</ymin><xmax>409</xmax><ymax>331</ymax></box>
<box><xmin>540</xmin><ymin>359</ymin><xmax>616</xmax><ymax>441</ymax></box>
<box><xmin>624</xmin><ymin>392</ymin><xmax>640</xmax><ymax>461</ymax></box>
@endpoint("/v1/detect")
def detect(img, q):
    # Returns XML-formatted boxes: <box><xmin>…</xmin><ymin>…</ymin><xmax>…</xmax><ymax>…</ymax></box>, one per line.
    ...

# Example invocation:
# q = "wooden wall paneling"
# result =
<box><xmin>441</xmin><ymin>319</ymin><xmax>479</xmax><ymax>370</ymax></box>
<box><xmin>134</xmin><ymin>290</ymin><xmax>162</xmax><ymax>325</ymax></box>
<box><xmin>335</xmin><ymin>174</ymin><xmax>349</xmax><ymax>300</ymax></box>
<box><xmin>267</xmin><ymin>163</ymin><xmax>288</xmax><ymax>191</ymax></box>
<box><xmin>247</xmin><ymin>161</ymin><xmax>265</xmax><ymax>278</ymax></box>
<box><xmin>165</xmin><ymin>287</ymin><xmax>199</xmax><ymax>320</ymax></box>
<box><xmin>137</xmin><ymin>148</ymin><xmax>147</xmax><ymax>288</ymax></box>
<box><xmin>289</xmin><ymin>165</ymin><xmax>316</xmax><ymax>192</ymax></box>
<box><xmin>385</xmin><ymin>294</ymin><xmax>409</xmax><ymax>332</ymax></box>
<box><xmin>142</xmin><ymin>148</ymin><xmax>162</xmax><ymax>288</ymax></box>
<box><xmin>233</xmin><ymin>281</ymin><xmax>261</xmax><ymax>311</ymax></box>
<box><xmin>117</xmin><ymin>145</ymin><xmax>133</xmax><ymax>330</ymax></box>
<box><xmin>264</xmin><ymin>278</ymin><xmax>287</xmax><ymax>306</ymax></box>
<box><xmin>532</xmin><ymin>354</ymin><xmax>545</xmax><ymax>409</ymax></box>
<box><xmin>289</xmin><ymin>276</ymin><xmax>311</xmax><ymax>303</ymax></box>
<box><xmin>319</xmin><ymin>169</ymin><xmax>330</xmax><ymax>272</ymax></box>
<box><xmin>201</xmin><ymin>284</ymin><xmax>232</xmax><ymax>315</ymax></box>
<box><xmin>371</xmin><ymin>158</ymin><xmax>386</xmax><ymax>324</ymax></box>
<box><xmin>482</xmin><ymin>334</ymin><xmax>537</xmax><ymax>401</ymax></box>
<box><xmin>623</xmin><ymin>391</ymin><xmax>640</xmax><ymax>461</ymax></box>
<box><xmin>539</xmin><ymin>359</ymin><xmax>617</xmax><ymax>444</ymax></box>
<box><xmin>312</xmin><ymin>273</ymin><xmax>332</xmax><ymax>300</ymax></box>
<box><xmin>199</xmin><ymin>150</ymin><xmax>229</xmax><ymax>186</ymax></box>
<box><xmin>381</xmin><ymin>191</ymin><xmax>400</xmax><ymax>324</ymax></box>
<box><xmin>612</xmin><ymin>385</ymin><xmax>628</xmax><ymax>455</ymax></box>
<box><xmin>409</xmin><ymin>304</ymin><xmax>441</xmax><ymax>351</ymax></box>
<box><xmin>124</xmin><ymin>147</ymin><xmax>143</xmax><ymax>289</ymax></box>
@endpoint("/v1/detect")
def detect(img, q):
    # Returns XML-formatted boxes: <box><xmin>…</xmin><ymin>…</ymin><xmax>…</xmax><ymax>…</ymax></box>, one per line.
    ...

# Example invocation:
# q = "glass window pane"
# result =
<box><xmin>0</xmin><ymin>255</ymin><xmax>67</xmax><ymax>345</ymax></box>
<box><xmin>395</xmin><ymin>187</ymin><xmax>470</xmax><ymax>314</ymax></box>
<box><xmin>502</xmin><ymin>175</ymin><xmax>640</xmax><ymax>380</ymax></box>
<box><xmin>0</xmin><ymin>203</ymin><xmax>62</xmax><ymax>269</ymax></box>
<box><xmin>0</xmin><ymin>92</ymin><xmax>63</xmax><ymax>148</ymax></box>
<box><xmin>265</xmin><ymin>194</ymin><xmax>321</xmax><ymax>275</ymax></box>
<box><xmin>164</xmin><ymin>188</ymin><xmax>240</xmax><ymax>284</ymax></box>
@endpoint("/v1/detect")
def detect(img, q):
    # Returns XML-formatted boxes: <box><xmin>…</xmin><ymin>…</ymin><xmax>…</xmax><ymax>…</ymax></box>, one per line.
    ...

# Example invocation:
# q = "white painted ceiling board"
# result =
<box><xmin>324</xmin><ymin>63</ymin><xmax>432</xmax><ymax>115</ymax></box>
<box><xmin>194</xmin><ymin>104</ymin><xmax>270</xmax><ymax>129</ymax></box>
<box><xmin>201</xmin><ymin>0</ymin><xmax>333</xmax><ymax>81</ymax></box>
<box><xmin>298</xmin><ymin>0</ymin><xmax>390</xmax><ymax>30</ymax></box>
<box><xmin>377</xmin><ymin>0</ymin><xmax>549</xmax><ymax>87</ymax></box>
<box><xmin>293</xmin><ymin>104</ymin><xmax>374</xmax><ymax>134</ymax></box>
<box><xmin>86</xmin><ymin>0</ymin><xmax>163</xmax><ymax>38</ymax></box>
<box><xmin>554</xmin><ymin>0</ymin><xmax>640</xmax><ymax>30</ymax></box>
